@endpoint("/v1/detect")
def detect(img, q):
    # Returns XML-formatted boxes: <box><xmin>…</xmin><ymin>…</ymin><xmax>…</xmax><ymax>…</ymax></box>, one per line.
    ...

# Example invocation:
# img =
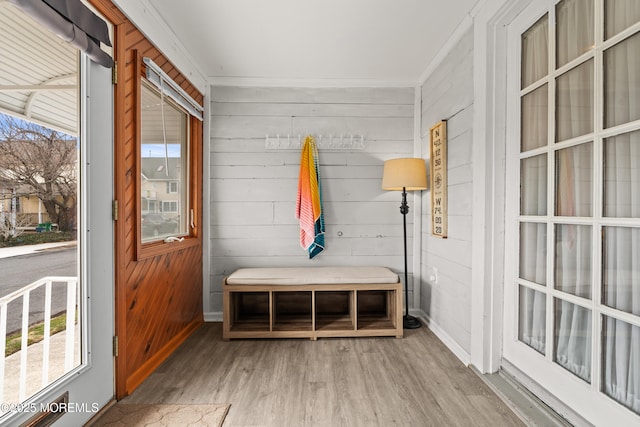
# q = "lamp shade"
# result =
<box><xmin>381</xmin><ymin>158</ymin><xmax>428</xmax><ymax>191</ymax></box>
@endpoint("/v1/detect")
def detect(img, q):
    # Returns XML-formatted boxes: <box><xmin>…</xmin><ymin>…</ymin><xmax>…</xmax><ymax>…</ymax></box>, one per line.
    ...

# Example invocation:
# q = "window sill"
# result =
<box><xmin>136</xmin><ymin>235</ymin><xmax>200</xmax><ymax>261</ymax></box>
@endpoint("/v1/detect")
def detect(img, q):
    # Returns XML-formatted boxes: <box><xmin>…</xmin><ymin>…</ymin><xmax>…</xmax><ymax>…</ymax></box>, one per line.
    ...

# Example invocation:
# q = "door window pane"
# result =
<box><xmin>556</xmin><ymin>0</ymin><xmax>594</xmax><ymax>68</ymax></box>
<box><xmin>556</xmin><ymin>143</ymin><xmax>593</xmax><ymax>217</ymax></box>
<box><xmin>605</xmin><ymin>0</ymin><xmax>640</xmax><ymax>40</ymax></box>
<box><xmin>522</xmin><ymin>14</ymin><xmax>549</xmax><ymax>88</ymax></box>
<box><xmin>604</xmin><ymin>32</ymin><xmax>640</xmax><ymax>129</ymax></box>
<box><xmin>603</xmin><ymin>130</ymin><xmax>640</xmax><ymax>218</ymax></box>
<box><xmin>602</xmin><ymin>315</ymin><xmax>640</xmax><ymax>415</ymax></box>
<box><xmin>520</xmin><ymin>222</ymin><xmax>547</xmax><ymax>285</ymax></box>
<box><xmin>521</xmin><ymin>85</ymin><xmax>548</xmax><ymax>152</ymax></box>
<box><xmin>140</xmin><ymin>82</ymin><xmax>189</xmax><ymax>243</ymax></box>
<box><xmin>519</xmin><ymin>286</ymin><xmax>546</xmax><ymax>354</ymax></box>
<box><xmin>602</xmin><ymin>226</ymin><xmax>640</xmax><ymax>315</ymax></box>
<box><xmin>555</xmin><ymin>224</ymin><xmax>592</xmax><ymax>299</ymax></box>
<box><xmin>554</xmin><ymin>299</ymin><xmax>592</xmax><ymax>382</ymax></box>
<box><xmin>556</xmin><ymin>60</ymin><xmax>594</xmax><ymax>142</ymax></box>
<box><xmin>521</xmin><ymin>155</ymin><xmax>548</xmax><ymax>216</ymax></box>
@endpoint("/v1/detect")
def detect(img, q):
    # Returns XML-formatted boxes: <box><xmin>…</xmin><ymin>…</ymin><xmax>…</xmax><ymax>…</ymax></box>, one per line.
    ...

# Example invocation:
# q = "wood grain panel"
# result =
<box><xmin>125</xmin><ymin>245</ymin><xmax>203</xmax><ymax>374</ymax></box>
<box><xmin>90</xmin><ymin>0</ymin><xmax>204</xmax><ymax>399</ymax></box>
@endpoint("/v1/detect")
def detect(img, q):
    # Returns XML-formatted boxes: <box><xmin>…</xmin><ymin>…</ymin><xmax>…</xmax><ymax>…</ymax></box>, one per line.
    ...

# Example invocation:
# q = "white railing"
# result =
<box><xmin>0</xmin><ymin>276</ymin><xmax>78</xmax><ymax>405</ymax></box>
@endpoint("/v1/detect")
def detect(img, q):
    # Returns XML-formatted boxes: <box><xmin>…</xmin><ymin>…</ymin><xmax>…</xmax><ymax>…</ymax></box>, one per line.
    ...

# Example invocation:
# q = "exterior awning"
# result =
<box><xmin>10</xmin><ymin>0</ymin><xmax>113</xmax><ymax>67</ymax></box>
<box><xmin>0</xmin><ymin>1</ymin><xmax>79</xmax><ymax>135</ymax></box>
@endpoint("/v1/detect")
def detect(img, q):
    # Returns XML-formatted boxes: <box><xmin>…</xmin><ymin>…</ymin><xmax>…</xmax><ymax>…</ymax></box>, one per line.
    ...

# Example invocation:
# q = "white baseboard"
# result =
<box><xmin>204</xmin><ymin>312</ymin><xmax>223</xmax><ymax>322</ymax></box>
<box><xmin>414</xmin><ymin>309</ymin><xmax>471</xmax><ymax>366</ymax></box>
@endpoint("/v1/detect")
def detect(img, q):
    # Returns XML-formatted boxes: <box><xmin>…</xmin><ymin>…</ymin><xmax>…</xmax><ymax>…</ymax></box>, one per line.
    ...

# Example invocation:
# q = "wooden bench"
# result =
<box><xmin>223</xmin><ymin>266</ymin><xmax>403</xmax><ymax>340</ymax></box>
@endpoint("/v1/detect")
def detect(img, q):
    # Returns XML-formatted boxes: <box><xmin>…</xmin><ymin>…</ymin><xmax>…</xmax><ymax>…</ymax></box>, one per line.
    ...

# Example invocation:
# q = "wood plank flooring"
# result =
<box><xmin>122</xmin><ymin>323</ymin><xmax>524</xmax><ymax>426</ymax></box>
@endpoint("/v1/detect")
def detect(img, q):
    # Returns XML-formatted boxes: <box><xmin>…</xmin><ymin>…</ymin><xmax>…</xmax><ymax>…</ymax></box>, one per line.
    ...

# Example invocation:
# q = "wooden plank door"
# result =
<box><xmin>90</xmin><ymin>0</ymin><xmax>204</xmax><ymax>399</ymax></box>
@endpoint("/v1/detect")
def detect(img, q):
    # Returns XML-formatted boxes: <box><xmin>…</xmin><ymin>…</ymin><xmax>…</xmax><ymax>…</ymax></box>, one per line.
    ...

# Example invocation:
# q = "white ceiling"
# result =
<box><xmin>148</xmin><ymin>0</ymin><xmax>479</xmax><ymax>86</ymax></box>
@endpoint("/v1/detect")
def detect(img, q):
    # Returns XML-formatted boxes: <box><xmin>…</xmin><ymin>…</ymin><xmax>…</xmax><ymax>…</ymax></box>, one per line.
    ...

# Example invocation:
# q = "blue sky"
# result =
<box><xmin>0</xmin><ymin>112</ymin><xmax>74</xmax><ymax>139</ymax></box>
<box><xmin>141</xmin><ymin>143</ymin><xmax>181</xmax><ymax>158</ymax></box>
<box><xmin>1</xmin><ymin>113</ymin><xmax>181</xmax><ymax>157</ymax></box>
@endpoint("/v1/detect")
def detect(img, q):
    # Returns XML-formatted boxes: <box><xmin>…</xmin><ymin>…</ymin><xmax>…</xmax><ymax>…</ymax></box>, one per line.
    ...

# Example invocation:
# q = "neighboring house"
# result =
<box><xmin>140</xmin><ymin>157</ymin><xmax>181</xmax><ymax>219</ymax></box>
<box><xmin>0</xmin><ymin>169</ymin><xmax>77</xmax><ymax>229</ymax></box>
<box><xmin>0</xmin><ymin>185</ymin><xmax>51</xmax><ymax>227</ymax></box>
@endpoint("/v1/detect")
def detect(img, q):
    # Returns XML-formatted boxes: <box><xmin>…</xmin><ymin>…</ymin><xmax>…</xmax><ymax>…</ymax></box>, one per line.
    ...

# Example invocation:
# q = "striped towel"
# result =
<box><xmin>296</xmin><ymin>135</ymin><xmax>325</xmax><ymax>258</ymax></box>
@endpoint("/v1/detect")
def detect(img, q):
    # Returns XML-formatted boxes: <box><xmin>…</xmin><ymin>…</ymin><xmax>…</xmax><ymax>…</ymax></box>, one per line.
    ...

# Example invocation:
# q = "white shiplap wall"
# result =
<box><xmin>207</xmin><ymin>86</ymin><xmax>415</xmax><ymax>316</ymax></box>
<box><xmin>420</xmin><ymin>28</ymin><xmax>475</xmax><ymax>355</ymax></box>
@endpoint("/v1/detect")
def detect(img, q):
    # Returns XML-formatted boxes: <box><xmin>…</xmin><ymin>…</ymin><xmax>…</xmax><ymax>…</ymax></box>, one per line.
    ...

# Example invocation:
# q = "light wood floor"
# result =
<box><xmin>123</xmin><ymin>322</ymin><xmax>524</xmax><ymax>426</ymax></box>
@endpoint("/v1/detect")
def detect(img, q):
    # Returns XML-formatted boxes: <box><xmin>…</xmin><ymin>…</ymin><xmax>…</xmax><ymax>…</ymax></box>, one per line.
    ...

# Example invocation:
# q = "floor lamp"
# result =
<box><xmin>382</xmin><ymin>158</ymin><xmax>427</xmax><ymax>329</ymax></box>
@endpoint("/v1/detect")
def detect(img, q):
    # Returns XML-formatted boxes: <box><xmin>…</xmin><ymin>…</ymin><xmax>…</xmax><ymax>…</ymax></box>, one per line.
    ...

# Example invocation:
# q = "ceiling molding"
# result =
<box><xmin>209</xmin><ymin>76</ymin><xmax>416</xmax><ymax>89</ymax></box>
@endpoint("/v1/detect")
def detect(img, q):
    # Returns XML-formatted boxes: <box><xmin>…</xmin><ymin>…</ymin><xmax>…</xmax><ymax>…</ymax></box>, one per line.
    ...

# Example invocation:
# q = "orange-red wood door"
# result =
<box><xmin>91</xmin><ymin>0</ymin><xmax>204</xmax><ymax>399</ymax></box>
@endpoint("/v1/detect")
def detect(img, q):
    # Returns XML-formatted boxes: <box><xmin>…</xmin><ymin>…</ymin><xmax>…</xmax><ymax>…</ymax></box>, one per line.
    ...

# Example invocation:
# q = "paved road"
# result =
<box><xmin>0</xmin><ymin>246</ymin><xmax>77</xmax><ymax>334</ymax></box>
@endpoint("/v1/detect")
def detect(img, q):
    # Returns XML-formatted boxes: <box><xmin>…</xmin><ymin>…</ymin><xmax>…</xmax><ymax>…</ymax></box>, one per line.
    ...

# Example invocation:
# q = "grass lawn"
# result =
<box><xmin>5</xmin><ymin>313</ymin><xmax>70</xmax><ymax>357</ymax></box>
<box><xmin>0</xmin><ymin>231</ymin><xmax>75</xmax><ymax>248</ymax></box>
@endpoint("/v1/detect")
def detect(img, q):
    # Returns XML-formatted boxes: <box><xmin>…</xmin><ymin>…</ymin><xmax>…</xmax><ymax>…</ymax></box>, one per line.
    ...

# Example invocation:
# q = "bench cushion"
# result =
<box><xmin>226</xmin><ymin>266</ymin><xmax>398</xmax><ymax>285</ymax></box>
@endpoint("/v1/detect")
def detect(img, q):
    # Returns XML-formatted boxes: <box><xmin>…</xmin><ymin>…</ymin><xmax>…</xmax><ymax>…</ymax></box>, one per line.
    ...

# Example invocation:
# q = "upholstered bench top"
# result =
<box><xmin>225</xmin><ymin>266</ymin><xmax>399</xmax><ymax>285</ymax></box>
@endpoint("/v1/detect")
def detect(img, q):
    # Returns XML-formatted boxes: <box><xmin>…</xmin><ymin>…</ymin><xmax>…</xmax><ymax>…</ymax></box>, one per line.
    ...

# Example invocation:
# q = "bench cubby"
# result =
<box><xmin>229</xmin><ymin>292</ymin><xmax>270</xmax><ymax>332</ymax></box>
<box><xmin>273</xmin><ymin>291</ymin><xmax>313</xmax><ymax>331</ymax></box>
<box><xmin>315</xmin><ymin>291</ymin><xmax>354</xmax><ymax>331</ymax></box>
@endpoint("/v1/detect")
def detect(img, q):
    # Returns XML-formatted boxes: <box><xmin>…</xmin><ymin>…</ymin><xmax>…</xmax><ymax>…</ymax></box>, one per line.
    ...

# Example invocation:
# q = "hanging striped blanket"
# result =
<box><xmin>296</xmin><ymin>135</ymin><xmax>325</xmax><ymax>258</ymax></box>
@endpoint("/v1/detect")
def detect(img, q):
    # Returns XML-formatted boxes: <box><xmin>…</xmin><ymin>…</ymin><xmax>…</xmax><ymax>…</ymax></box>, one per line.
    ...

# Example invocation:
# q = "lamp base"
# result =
<box><xmin>403</xmin><ymin>314</ymin><xmax>422</xmax><ymax>329</ymax></box>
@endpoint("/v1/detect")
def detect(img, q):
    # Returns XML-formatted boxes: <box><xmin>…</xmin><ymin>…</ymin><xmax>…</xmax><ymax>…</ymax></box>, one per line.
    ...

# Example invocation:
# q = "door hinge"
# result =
<box><xmin>112</xmin><ymin>61</ymin><xmax>118</xmax><ymax>85</ymax></box>
<box><xmin>112</xmin><ymin>200</ymin><xmax>118</xmax><ymax>221</ymax></box>
<box><xmin>113</xmin><ymin>336</ymin><xmax>118</xmax><ymax>357</ymax></box>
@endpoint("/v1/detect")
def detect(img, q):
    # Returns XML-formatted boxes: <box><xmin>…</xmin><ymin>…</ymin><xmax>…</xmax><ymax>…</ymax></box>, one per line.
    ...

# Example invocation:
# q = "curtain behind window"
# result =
<box><xmin>602</xmin><ymin>23</ymin><xmax>640</xmax><ymax>411</ymax></box>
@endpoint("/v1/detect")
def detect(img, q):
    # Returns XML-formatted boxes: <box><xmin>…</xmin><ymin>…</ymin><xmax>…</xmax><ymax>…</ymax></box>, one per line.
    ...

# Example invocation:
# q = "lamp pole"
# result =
<box><xmin>401</xmin><ymin>187</ymin><xmax>421</xmax><ymax>329</ymax></box>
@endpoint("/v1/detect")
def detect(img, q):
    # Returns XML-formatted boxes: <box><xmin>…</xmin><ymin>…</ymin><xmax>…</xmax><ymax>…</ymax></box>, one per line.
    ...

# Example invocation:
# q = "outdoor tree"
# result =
<box><xmin>0</xmin><ymin>213</ymin><xmax>30</xmax><ymax>241</ymax></box>
<box><xmin>0</xmin><ymin>114</ymin><xmax>77</xmax><ymax>232</ymax></box>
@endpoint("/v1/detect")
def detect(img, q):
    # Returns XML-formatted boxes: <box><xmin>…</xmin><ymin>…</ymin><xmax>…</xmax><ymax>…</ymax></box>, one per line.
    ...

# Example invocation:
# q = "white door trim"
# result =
<box><xmin>470</xmin><ymin>0</ymin><xmax>541</xmax><ymax>374</ymax></box>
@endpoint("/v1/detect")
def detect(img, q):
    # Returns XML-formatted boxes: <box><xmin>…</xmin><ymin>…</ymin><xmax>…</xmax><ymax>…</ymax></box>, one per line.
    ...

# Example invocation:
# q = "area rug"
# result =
<box><xmin>89</xmin><ymin>403</ymin><xmax>231</xmax><ymax>427</ymax></box>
